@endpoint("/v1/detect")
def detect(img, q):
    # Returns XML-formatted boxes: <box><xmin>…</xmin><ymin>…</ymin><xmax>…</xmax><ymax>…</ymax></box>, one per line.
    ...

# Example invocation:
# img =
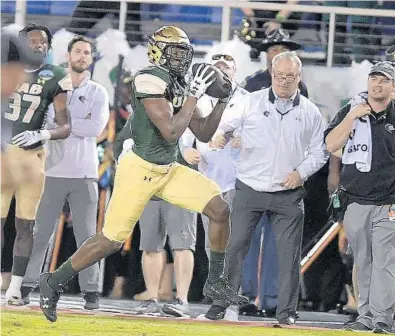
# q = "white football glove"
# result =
<box><xmin>189</xmin><ymin>64</ymin><xmax>216</xmax><ymax>100</ymax></box>
<box><xmin>118</xmin><ymin>138</ymin><xmax>134</xmax><ymax>163</ymax></box>
<box><xmin>12</xmin><ymin>130</ymin><xmax>47</xmax><ymax>147</ymax></box>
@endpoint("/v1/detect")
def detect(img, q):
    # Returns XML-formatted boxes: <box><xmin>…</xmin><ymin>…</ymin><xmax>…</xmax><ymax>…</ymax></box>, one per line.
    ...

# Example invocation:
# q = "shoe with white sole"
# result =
<box><xmin>5</xmin><ymin>275</ymin><xmax>29</xmax><ymax>306</ymax></box>
<box><xmin>134</xmin><ymin>299</ymin><xmax>160</xmax><ymax>315</ymax></box>
<box><xmin>5</xmin><ymin>286</ymin><xmax>23</xmax><ymax>306</ymax></box>
<box><xmin>162</xmin><ymin>298</ymin><xmax>190</xmax><ymax>317</ymax></box>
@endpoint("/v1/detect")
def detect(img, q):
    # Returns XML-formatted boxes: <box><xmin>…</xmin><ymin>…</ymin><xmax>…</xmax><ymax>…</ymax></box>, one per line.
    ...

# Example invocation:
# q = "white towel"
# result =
<box><xmin>342</xmin><ymin>92</ymin><xmax>372</xmax><ymax>172</ymax></box>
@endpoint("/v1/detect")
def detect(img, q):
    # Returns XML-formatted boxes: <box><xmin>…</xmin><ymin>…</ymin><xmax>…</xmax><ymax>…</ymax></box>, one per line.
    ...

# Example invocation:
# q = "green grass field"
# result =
<box><xmin>1</xmin><ymin>310</ymin><xmax>367</xmax><ymax>336</ymax></box>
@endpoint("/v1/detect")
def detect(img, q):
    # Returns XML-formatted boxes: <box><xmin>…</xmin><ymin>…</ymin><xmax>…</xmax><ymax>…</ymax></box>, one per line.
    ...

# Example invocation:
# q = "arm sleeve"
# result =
<box><xmin>71</xmin><ymin>87</ymin><xmax>110</xmax><ymax>138</ymax></box>
<box><xmin>296</xmin><ymin>109</ymin><xmax>329</xmax><ymax>180</ymax></box>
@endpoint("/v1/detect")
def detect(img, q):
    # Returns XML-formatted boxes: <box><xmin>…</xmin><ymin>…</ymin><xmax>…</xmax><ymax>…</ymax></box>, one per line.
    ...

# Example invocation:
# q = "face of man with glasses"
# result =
<box><xmin>271</xmin><ymin>57</ymin><xmax>301</xmax><ymax>99</ymax></box>
<box><xmin>211</xmin><ymin>54</ymin><xmax>236</xmax><ymax>80</ymax></box>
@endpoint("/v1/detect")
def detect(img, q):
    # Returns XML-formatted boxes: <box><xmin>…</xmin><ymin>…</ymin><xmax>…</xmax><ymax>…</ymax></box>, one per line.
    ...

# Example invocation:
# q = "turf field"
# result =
<box><xmin>1</xmin><ymin>310</ymin><xmax>367</xmax><ymax>336</ymax></box>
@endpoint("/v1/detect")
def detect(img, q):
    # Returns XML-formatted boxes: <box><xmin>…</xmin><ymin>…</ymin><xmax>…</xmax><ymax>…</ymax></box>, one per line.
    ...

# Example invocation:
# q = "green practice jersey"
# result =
<box><xmin>4</xmin><ymin>64</ymin><xmax>72</xmax><ymax>149</ymax></box>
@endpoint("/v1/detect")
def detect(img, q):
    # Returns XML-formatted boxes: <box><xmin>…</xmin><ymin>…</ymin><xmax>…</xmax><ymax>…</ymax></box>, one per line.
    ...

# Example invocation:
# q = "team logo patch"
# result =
<box><xmin>385</xmin><ymin>123</ymin><xmax>395</xmax><ymax>134</ymax></box>
<box><xmin>38</xmin><ymin>70</ymin><xmax>54</xmax><ymax>84</ymax></box>
<box><xmin>263</xmin><ymin>110</ymin><xmax>270</xmax><ymax>117</ymax></box>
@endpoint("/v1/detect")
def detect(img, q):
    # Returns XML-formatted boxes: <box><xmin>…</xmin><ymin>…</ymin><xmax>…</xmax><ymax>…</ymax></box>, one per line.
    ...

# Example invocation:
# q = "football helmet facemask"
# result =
<box><xmin>148</xmin><ymin>26</ymin><xmax>193</xmax><ymax>76</ymax></box>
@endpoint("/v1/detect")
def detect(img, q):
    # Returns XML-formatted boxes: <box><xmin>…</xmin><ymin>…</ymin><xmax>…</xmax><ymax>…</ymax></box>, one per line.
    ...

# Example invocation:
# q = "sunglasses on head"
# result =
<box><xmin>266</xmin><ymin>28</ymin><xmax>290</xmax><ymax>40</ymax></box>
<box><xmin>212</xmin><ymin>54</ymin><xmax>234</xmax><ymax>62</ymax></box>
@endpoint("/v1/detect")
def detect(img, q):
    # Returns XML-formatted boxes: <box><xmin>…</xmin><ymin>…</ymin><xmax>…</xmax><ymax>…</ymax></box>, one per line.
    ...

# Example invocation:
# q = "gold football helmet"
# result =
<box><xmin>147</xmin><ymin>26</ymin><xmax>194</xmax><ymax>76</ymax></box>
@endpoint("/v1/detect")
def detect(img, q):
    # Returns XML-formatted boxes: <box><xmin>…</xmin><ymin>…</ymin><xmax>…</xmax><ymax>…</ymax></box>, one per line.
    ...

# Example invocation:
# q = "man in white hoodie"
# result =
<box><xmin>18</xmin><ymin>36</ymin><xmax>109</xmax><ymax>309</ymax></box>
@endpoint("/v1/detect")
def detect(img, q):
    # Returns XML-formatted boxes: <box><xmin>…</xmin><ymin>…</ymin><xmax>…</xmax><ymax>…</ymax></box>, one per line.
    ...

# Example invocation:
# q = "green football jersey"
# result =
<box><xmin>4</xmin><ymin>64</ymin><xmax>72</xmax><ymax>149</ymax></box>
<box><xmin>114</xmin><ymin>116</ymin><xmax>189</xmax><ymax>167</ymax></box>
<box><xmin>130</xmin><ymin>66</ymin><xmax>189</xmax><ymax>165</ymax></box>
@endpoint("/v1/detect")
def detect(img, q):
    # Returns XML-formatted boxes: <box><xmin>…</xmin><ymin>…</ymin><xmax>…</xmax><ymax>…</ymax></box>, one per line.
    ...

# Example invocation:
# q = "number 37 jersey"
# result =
<box><xmin>4</xmin><ymin>64</ymin><xmax>73</xmax><ymax>146</ymax></box>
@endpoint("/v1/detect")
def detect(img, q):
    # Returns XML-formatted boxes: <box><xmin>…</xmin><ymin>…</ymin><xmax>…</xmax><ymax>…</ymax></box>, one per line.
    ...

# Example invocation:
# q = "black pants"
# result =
<box><xmin>1</xmin><ymin>198</ymin><xmax>16</xmax><ymax>273</ymax></box>
<box><xmin>302</xmin><ymin>164</ymin><xmax>346</xmax><ymax>310</ymax></box>
<box><xmin>214</xmin><ymin>179</ymin><xmax>305</xmax><ymax>320</ymax></box>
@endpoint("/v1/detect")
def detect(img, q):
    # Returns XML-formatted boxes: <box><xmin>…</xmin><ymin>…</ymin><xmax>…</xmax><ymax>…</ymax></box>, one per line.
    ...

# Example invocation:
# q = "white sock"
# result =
<box><xmin>178</xmin><ymin>297</ymin><xmax>188</xmax><ymax>305</ymax></box>
<box><xmin>8</xmin><ymin>275</ymin><xmax>23</xmax><ymax>290</ymax></box>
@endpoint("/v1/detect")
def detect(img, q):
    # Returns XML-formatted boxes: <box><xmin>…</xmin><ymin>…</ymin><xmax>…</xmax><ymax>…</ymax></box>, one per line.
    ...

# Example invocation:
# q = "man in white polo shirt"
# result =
<box><xmin>180</xmin><ymin>53</ymin><xmax>249</xmax><ymax>258</ymax></box>
<box><xmin>19</xmin><ymin>36</ymin><xmax>109</xmax><ymax>309</ymax></box>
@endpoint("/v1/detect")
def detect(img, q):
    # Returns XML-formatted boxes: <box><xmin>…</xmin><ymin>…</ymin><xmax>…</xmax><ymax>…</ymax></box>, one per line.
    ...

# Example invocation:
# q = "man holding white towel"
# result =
<box><xmin>325</xmin><ymin>61</ymin><xmax>395</xmax><ymax>334</ymax></box>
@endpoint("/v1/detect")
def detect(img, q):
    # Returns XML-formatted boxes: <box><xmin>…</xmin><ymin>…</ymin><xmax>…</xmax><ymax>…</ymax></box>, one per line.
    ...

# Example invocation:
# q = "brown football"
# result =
<box><xmin>191</xmin><ymin>63</ymin><xmax>232</xmax><ymax>99</ymax></box>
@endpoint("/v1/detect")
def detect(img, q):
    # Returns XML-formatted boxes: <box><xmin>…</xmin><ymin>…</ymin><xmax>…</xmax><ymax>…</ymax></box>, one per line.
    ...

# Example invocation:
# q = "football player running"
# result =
<box><xmin>38</xmin><ymin>25</ymin><xmax>248</xmax><ymax>322</ymax></box>
<box><xmin>2</xmin><ymin>23</ymin><xmax>72</xmax><ymax>305</ymax></box>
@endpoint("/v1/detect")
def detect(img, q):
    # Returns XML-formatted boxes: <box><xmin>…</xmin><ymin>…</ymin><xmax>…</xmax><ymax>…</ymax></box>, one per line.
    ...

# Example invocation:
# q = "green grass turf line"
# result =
<box><xmin>1</xmin><ymin>310</ymin><xmax>365</xmax><ymax>336</ymax></box>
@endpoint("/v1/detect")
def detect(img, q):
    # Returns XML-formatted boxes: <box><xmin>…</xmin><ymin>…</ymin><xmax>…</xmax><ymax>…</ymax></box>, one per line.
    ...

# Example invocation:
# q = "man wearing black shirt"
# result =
<box><xmin>325</xmin><ymin>62</ymin><xmax>395</xmax><ymax>334</ymax></box>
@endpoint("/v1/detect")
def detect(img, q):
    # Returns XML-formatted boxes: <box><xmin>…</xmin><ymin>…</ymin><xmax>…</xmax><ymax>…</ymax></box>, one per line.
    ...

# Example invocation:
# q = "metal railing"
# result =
<box><xmin>7</xmin><ymin>0</ymin><xmax>395</xmax><ymax>67</ymax></box>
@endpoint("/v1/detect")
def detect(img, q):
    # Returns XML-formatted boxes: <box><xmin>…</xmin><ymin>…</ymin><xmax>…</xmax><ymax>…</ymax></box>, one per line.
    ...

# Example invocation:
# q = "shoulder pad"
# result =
<box><xmin>137</xmin><ymin>66</ymin><xmax>171</xmax><ymax>84</ymax></box>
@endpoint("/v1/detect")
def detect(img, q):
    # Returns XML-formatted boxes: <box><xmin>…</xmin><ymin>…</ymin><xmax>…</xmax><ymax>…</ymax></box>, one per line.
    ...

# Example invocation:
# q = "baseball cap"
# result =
<box><xmin>1</xmin><ymin>30</ymin><xmax>43</xmax><ymax>67</ymax></box>
<box><xmin>369</xmin><ymin>61</ymin><xmax>395</xmax><ymax>80</ymax></box>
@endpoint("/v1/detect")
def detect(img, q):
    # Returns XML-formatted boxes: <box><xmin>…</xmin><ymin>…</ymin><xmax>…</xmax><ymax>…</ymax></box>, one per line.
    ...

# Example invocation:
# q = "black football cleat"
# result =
<box><xmin>38</xmin><ymin>273</ymin><xmax>61</xmax><ymax>322</ymax></box>
<box><xmin>205</xmin><ymin>304</ymin><xmax>227</xmax><ymax>320</ymax></box>
<box><xmin>203</xmin><ymin>277</ymin><xmax>249</xmax><ymax>306</ymax></box>
<box><xmin>373</xmin><ymin>322</ymin><xmax>392</xmax><ymax>334</ymax></box>
<box><xmin>83</xmin><ymin>292</ymin><xmax>99</xmax><ymax>310</ymax></box>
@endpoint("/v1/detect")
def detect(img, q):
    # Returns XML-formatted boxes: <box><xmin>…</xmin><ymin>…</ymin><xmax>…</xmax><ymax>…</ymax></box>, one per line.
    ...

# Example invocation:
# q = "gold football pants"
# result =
<box><xmin>102</xmin><ymin>152</ymin><xmax>222</xmax><ymax>242</ymax></box>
